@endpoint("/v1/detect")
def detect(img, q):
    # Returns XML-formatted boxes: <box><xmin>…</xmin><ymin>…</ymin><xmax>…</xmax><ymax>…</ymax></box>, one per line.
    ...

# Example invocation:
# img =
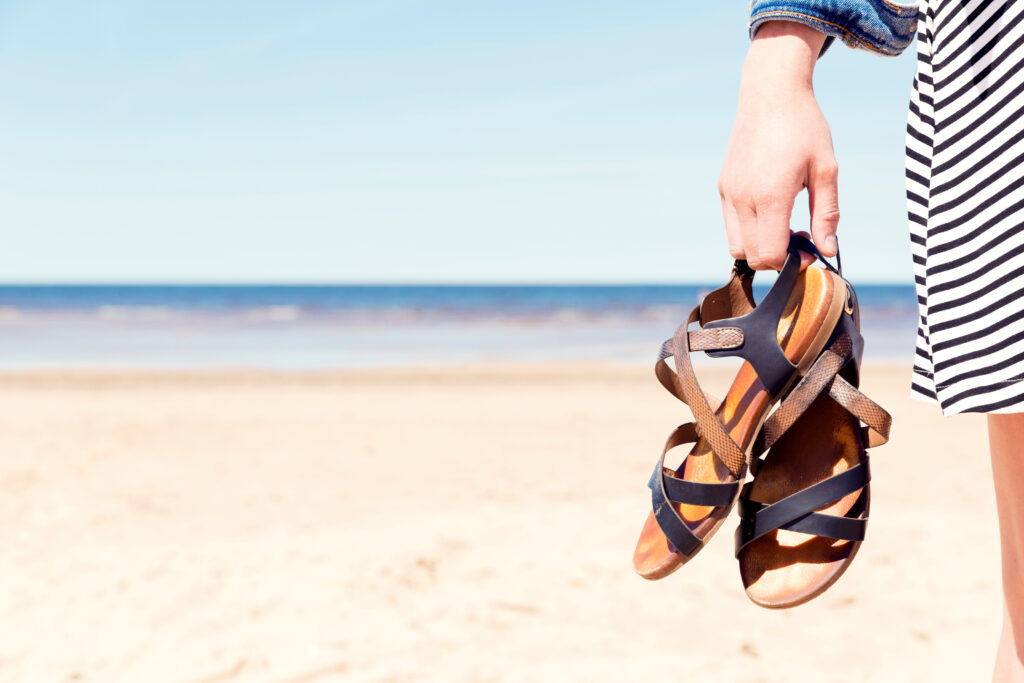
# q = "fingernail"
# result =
<box><xmin>825</xmin><ymin>234</ymin><xmax>838</xmax><ymax>253</ymax></box>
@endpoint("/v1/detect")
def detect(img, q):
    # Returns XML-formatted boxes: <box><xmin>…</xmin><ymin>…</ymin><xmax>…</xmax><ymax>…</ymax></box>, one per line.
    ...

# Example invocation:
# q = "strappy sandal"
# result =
<box><xmin>735</xmin><ymin>253</ymin><xmax>892</xmax><ymax>608</ymax></box>
<box><xmin>633</xmin><ymin>235</ymin><xmax>848</xmax><ymax>579</ymax></box>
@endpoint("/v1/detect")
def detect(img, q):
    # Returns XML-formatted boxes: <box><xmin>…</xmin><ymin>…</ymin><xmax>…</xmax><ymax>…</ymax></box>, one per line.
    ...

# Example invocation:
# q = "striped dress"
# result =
<box><xmin>906</xmin><ymin>0</ymin><xmax>1024</xmax><ymax>415</ymax></box>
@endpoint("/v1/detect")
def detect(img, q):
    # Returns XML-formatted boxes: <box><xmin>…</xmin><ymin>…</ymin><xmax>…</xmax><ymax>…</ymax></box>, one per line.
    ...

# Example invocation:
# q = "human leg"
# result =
<box><xmin>988</xmin><ymin>413</ymin><xmax>1024</xmax><ymax>681</ymax></box>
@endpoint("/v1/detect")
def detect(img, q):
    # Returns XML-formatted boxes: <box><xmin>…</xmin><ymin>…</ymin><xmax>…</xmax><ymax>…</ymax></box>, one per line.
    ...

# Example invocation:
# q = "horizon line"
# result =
<box><xmin>0</xmin><ymin>279</ymin><xmax>917</xmax><ymax>287</ymax></box>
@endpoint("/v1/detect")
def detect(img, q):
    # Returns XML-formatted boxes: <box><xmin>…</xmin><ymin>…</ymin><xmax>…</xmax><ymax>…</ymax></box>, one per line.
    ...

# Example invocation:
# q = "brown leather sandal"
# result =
<box><xmin>633</xmin><ymin>235</ymin><xmax>848</xmax><ymax>580</ymax></box>
<box><xmin>735</xmin><ymin>272</ymin><xmax>891</xmax><ymax>609</ymax></box>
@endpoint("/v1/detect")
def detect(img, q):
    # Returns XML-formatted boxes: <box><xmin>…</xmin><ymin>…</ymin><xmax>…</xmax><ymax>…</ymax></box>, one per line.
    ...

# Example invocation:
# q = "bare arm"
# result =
<box><xmin>718</xmin><ymin>21</ymin><xmax>837</xmax><ymax>270</ymax></box>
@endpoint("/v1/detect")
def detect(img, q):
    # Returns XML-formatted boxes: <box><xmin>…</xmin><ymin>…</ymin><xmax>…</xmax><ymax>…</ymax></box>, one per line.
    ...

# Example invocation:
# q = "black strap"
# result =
<box><xmin>701</xmin><ymin>233</ymin><xmax>844</xmax><ymax>398</ymax></box>
<box><xmin>651</xmin><ymin>475</ymin><xmax>702</xmax><ymax>557</ymax></box>
<box><xmin>648</xmin><ymin>423</ymin><xmax>740</xmax><ymax>558</ymax></box>
<box><xmin>649</xmin><ymin>468</ymin><xmax>739</xmax><ymax>508</ymax></box>
<box><xmin>789</xmin><ymin>233</ymin><xmax>843</xmax><ymax>277</ymax></box>
<box><xmin>735</xmin><ymin>458</ymin><xmax>871</xmax><ymax>556</ymax></box>
<box><xmin>735</xmin><ymin>498</ymin><xmax>867</xmax><ymax>556</ymax></box>
<box><xmin>703</xmin><ymin>242</ymin><xmax>801</xmax><ymax>397</ymax></box>
<box><xmin>656</xmin><ymin>233</ymin><xmax>847</xmax><ymax>401</ymax></box>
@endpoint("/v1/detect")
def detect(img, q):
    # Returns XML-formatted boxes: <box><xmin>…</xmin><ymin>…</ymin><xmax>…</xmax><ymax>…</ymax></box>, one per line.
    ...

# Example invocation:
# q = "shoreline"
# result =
<box><xmin>0</xmin><ymin>357</ymin><xmax>914</xmax><ymax>376</ymax></box>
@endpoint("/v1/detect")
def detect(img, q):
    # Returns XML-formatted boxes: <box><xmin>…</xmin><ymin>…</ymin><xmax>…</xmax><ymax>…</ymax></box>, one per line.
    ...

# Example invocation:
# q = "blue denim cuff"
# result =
<box><xmin>748</xmin><ymin>0</ymin><xmax>919</xmax><ymax>58</ymax></box>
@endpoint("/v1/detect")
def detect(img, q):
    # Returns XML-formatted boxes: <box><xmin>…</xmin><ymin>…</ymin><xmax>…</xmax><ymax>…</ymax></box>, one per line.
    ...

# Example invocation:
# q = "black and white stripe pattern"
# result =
<box><xmin>907</xmin><ymin>0</ymin><xmax>1024</xmax><ymax>415</ymax></box>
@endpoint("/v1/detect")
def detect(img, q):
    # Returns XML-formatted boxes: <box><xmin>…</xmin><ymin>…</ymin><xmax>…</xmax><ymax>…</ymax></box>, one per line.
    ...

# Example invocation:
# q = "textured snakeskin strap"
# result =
<box><xmin>755</xmin><ymin>333</ymin><xmax>891</xmax><ymax>455</ymax></box>
<box><xmin>759</xmin><ymin>334</ymin><xmax>853</xmax><ymax>453</ymax></box>
<box><xmin>686</xmin><ymin>327</ymin><xmax>744</xmax><ymax>352</ymax></box>
<box><xmin>828</xmin><ymin>375</ymin><xmax>891</xmax><ymax>448</ymax></box>
<box><xmin>671</xmin><ymin>307</ymin><xmax>748</xmax><ymax>476</ymax></box>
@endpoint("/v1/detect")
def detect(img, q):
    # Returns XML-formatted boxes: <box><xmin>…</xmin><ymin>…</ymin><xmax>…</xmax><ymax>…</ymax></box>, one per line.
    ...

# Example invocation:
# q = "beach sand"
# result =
<box><xmin>0</xmin><ymin>363</ymin><xmax>997</xmax><ymax>681</ymax></box>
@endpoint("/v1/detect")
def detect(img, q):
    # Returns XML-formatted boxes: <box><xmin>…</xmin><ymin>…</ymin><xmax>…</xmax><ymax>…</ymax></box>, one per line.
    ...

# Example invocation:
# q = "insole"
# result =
<box><xmin>633</xmin><ymin>267</ymin><xmax>842</xmax><ymax>579</ymax></box>
<box><xmin>739</xmin><ymin>392</ymin><xmax>865</xmax><ymax>608</ymax></box>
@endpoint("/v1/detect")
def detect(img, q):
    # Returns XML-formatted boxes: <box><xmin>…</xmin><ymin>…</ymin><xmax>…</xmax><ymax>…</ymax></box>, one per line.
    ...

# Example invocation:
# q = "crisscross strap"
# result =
<box><xmin>735</xmin><ymin>459</ymin><xmax>871</xmax><ymax>556</ymax></box>
<box><xmin>652</xmin><ymin>233</ymin><xmax>855</xmax><ymax>481</ymax></box>
<box><xmin>654</xmin><ymin>321</ymin><xmax>734</xmax><ymax>407</ymax></box>
<box><xmin>829</xmin><ymin>374</ymin><xmax>891</xmax><ymax>448</ymax></box>
<box><xmin>649</xmin><ymin>423</ymin><xmax>741</xmax><ymax>558</ymax></box>
<box><xmin>755</xmin><ymin>334</ymin><xmax>854</xmax><ymax>455</ymax></box>
<box><xmin>670</xmin><ymin>308</ymin><xmax>747</xmax><ymax>475</ymax></box>
<box><xmin>753</xmin><ymin>333</ymin><xmax>891</xmax><ymax>457</ymax></box>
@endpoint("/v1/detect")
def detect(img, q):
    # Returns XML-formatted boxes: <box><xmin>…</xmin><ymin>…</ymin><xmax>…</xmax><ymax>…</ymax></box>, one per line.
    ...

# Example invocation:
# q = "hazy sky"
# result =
<box><xmin>0</xmin><ymin>1</ymin><xmax>918</xmax><ymax>283</ymax></box>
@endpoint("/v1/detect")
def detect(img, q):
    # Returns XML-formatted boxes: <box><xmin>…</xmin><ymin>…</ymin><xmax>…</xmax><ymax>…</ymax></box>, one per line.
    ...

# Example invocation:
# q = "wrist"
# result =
<box><xmin>742</xmin><ymin>21</ymin><xmax>825</xmax><ymax>95</ymax></box>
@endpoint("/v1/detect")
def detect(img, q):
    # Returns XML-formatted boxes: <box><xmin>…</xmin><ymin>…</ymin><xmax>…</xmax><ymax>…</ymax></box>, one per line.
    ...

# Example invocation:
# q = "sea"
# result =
<box><xmin>0</xmin><ymin>284</ymin><xmax>919</xmax><ymax>370</ymax></box>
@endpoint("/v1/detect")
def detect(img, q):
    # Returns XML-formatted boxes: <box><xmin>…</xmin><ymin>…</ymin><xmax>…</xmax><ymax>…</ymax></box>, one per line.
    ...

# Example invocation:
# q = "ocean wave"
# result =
<box><xmin>96</xmin><ymin>306</ymin><xmax>174</xmax><ymax>322</ymax></box>
<box><xmin>0</xmin><ymin>294</ymin><xmax>916</xmax><ymax>331</ymax></box>
<box><xmin>242</xmin><ymin>306</ymin><xmax>303</xmax><ymax>322</ymax></box>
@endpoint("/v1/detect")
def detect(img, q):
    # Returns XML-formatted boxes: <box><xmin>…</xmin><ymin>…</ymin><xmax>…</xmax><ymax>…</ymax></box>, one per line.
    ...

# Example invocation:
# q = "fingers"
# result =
<box><xmin>752</xmin><ymin>191</ymin><xmax>795</xmax><ymax>270</ymax></box>
<box><xmin>720</xmin><ymin>193</ymin><xmax>795</xmax><ymax>271</ymax></box>
<box><xmin>719</xmin><ymin>180</ymin><xmax>761</xmax><ymax>267</ymax></box>
<box><xmin>721</xmin><ymin>193</ymin><xmax>744</xmax><ymax>260</ymax></box>
<box><xmin>737</xmin><ymin>201</ymin><xmax>759</xmax><ymax>267</ymax></box>
<box><xmin>808</xmin><ymin>160</ymin><xmax>840</xmax><ymax>257</ymax></box>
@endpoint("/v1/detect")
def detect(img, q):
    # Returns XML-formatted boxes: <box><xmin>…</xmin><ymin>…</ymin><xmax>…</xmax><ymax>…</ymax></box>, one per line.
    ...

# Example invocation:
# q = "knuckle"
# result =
<box><xmin>817</xmin><ymin>162</ymin><xmax>839</xmax><ymax>181</ymax></box>
<box><xmin>760</xmin><ymin>249</ymin><xmax>786</xmax><ymax>268</ymax></box>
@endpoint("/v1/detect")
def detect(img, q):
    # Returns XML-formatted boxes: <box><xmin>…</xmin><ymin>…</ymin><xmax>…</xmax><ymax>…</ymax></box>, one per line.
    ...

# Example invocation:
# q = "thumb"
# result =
<box><xmin>808</xmin><ymin>161</ymin><xmax>840</xmax><ymax>257</ymax></box>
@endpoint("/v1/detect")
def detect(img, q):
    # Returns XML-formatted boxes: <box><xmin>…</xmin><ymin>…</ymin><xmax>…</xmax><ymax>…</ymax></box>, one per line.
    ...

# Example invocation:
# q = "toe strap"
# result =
<box><xmin>648</xmin><ymin>423</ymin><xmax>741</xmax><ymax>558</ymax></box>
<box><xmin>735</xmin><ymin>458</ymin><xmax>870</xmax><ymax>557</ymax></box>
<box><xmin>650</xmin><ymin>469</ymin><xmax>739</xmax><ymax>507</ymax></box>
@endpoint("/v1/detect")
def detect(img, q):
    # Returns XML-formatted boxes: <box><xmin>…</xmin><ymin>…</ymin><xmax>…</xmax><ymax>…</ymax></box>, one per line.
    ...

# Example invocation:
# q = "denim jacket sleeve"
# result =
<box><xmin>749</xmin><ymin>0</ymin><xmax>920</xmax><ymax>57</ymax></box>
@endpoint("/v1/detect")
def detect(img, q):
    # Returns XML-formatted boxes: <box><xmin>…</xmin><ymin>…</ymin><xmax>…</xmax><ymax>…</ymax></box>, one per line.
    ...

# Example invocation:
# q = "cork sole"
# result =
<box><xmin>633</xmin><ymin>267</ymin><xmax>848</xmax><ymax>580</ymax></box>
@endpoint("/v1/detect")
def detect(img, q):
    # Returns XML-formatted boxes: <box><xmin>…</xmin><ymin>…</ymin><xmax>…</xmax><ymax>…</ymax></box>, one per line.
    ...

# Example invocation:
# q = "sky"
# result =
<box><xmin>0</xmin><ymin>1</ymin><xmax>919</xmax><ymax>284</ymax></box>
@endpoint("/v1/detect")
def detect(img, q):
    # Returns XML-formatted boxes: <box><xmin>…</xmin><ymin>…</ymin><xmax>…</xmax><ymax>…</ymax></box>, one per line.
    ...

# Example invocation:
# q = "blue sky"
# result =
<box><xmin>0</xmin><ymin>1</ymin><xmax>918</xmax><ymax>283</ymax></box>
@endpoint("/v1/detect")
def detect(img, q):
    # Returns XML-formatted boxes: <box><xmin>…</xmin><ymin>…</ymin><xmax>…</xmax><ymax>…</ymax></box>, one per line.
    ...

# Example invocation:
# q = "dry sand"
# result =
<box><xmin>0</xmin><ymin>363</ymin><xmax>997</xmax><ymax>682</ymax></box>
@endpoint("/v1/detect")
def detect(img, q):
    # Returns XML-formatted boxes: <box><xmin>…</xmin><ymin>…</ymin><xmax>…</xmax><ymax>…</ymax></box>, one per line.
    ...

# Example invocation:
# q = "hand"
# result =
<box><xmin>718</xmin><ymin>21</ymin><xmax>839</xmax><ymax>270</ymax></box>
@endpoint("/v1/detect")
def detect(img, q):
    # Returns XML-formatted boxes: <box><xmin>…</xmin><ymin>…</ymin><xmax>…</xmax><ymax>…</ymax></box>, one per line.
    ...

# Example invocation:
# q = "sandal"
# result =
<box><xmin>633</xmin><ymin>235</ymin><xmax>848</xmax><ymax>579</ymax></box>
<box><xmin>735</xmin><ymin>258</ymin><xmax>892</xmax><ymax>608</ymax></box>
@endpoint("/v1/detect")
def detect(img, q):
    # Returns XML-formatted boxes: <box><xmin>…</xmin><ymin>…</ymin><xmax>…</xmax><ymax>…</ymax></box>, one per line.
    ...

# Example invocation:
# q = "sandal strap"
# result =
<box><xmin>735</xmin><ymin>459</ymin><xmax>871</xmax><ymax>555</ymax></box>
<box><xmin>829</xmin><ymin>375</ymin><xmax>892</xmax><ymax>448</ymax></box>
<box><xmin>757</xmin><ymin>334</ymin><xmax>854</xmax><ymax>454</ymax></box>
<box><xmin>655</xmin><ymin>239</ymin><xmax>801</xmax><ymax>475</ymax></box>
<box><xmin>686</xmin><ymin>327</ymin><xmax>745</xmax><ymax>352</ymax></box>
<box><xmin>789</xmin><ymin>233</ymin><xmax>843</xmax><ymax>277</ymax></box>
<box><xmin>754</xmin><ymin>336</ymin><xmax>891</xmax><ymax>455</ymax></box>
<box><xmin>670</xmin><ymin>308</ymin><xmax>747</xmax><ymax>475</ymax></box>
<box><xmin>653</xmin><ymin>234</ymin><xmax>849</xmax><ymax>477</ymax></box>
<box><xmin>702</xmin><ymin>245</ymin><xmax>804</xmax><ymax>398</ymax></box>
<box><xmin>649</xmin><ymin>423</ymin><xmax>740</xmax><ymax>557</ymax></box>
<box><xmin>656</xmin><ymin>337</ymin><xmax>727</xmax><ymax>407</ymax></box>
<box><xmin>657</xmin><ymin>474</ymin><xmax>739</xmax><ymax>507</ymax></box>
<box><xmin>734</xmin><ymin>501</ymin><xmax>867</xmax><ymax>556</ymax></box>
